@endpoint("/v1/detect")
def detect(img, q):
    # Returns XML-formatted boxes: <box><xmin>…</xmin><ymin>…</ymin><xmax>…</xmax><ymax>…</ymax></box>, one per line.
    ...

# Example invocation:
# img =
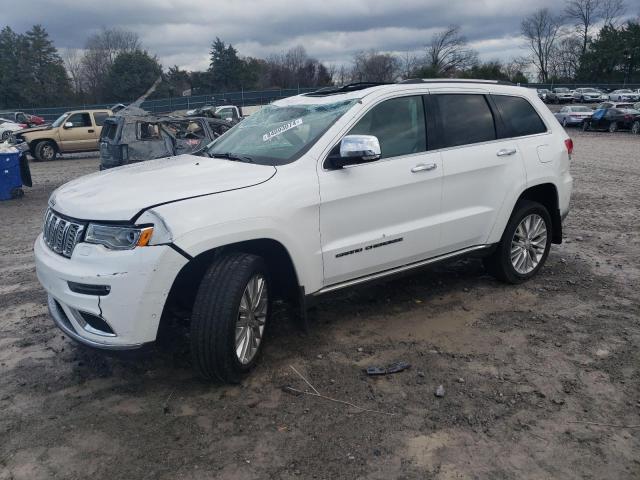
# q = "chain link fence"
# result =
<box><xmin>17</xmin><ymin>86</ymin><xmax>319</xmax><ymax>122</ymax></box>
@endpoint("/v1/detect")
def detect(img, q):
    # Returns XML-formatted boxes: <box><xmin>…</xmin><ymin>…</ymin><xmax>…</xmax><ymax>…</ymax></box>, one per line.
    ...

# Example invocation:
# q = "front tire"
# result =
<box><xmin>632</xmin><ymin>121</ymin><xmax>640</xmax><ymax>135</ymax></box>
<box><xmin>608</xmin><ymin>122</ymin><xmax>618</xmax><ymax>133</ymax></box>
<box><xmin>35</xmin><ymin>141</ymin><xmax>57</xmax><ymax>161</ymax></box>
<box><xmin>483</xmin><ymin>200</ymin><xmax>552</xmax><ymax>284</ymax></box>
<box><xmin>582</xmin><ymin>120</ymin><xmax>590</xmax><ymax>131</ymax></box>
<box><xmin>190</xmin><ymin>252</ymin><xmax>270</xmax><ymax>383</ymax></box>
<box><xmin>1</xmin><ymin>130</ymin><xmax>11</xmax><ymax>142</ymax></box>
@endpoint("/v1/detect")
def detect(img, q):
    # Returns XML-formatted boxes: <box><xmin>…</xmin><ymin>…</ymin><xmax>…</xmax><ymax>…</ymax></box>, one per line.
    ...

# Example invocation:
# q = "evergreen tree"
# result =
<box><xmin>105</xmin><ymin>50</ymin><xmax>162</xmax><ymax>101</ymax></box>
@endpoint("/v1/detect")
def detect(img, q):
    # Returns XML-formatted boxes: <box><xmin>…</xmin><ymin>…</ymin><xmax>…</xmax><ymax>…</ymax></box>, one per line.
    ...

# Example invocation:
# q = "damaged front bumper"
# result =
<box><xmin>34</xmin><ymin>234</ymin><xmax>188</xmax><ymax>349</ymax></box>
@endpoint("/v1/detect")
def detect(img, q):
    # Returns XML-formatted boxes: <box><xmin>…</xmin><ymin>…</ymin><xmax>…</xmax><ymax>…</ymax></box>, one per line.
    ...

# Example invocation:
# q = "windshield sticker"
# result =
<box><xmin>262</xmin><ymin>118</ymin><xmax>303</xmax><ymax>142</ymax></box>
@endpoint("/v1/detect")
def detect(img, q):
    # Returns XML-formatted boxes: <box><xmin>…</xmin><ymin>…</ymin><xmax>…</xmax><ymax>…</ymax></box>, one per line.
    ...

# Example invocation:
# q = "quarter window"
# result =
<box><xmin>434</xmin><ymin>94</ymin><xmax>495</xmax><ymax>148</ymax></box>
<box><xmin>492</xmin><ymin>95</ymin><xmax>547</xmax><ymax>137</ymax></box>
<box><xmin>348</xmin><ymin>96</ymin><xmax>426</xmax><ymax>159</ymax></box>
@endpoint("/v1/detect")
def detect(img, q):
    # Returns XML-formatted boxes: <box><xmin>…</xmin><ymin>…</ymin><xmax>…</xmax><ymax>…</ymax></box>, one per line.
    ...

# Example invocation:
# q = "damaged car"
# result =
<box><xmin>99</xmin><ymin>115</ymin><xmax>233</xmax><ymax>169</ymax></box>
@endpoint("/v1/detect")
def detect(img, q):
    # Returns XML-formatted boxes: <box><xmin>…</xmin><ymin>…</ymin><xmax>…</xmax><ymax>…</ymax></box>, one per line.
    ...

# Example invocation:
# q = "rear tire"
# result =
<box><xmin>190</xmin><ymin>252</ymin><xmax>270</xmax><ymax>383</ymax></box>
<box><xmin>483</xmin><ymin>200</ymin><xmax>552</xmax><ymax>284</ymax></box>
<box><xmin>632</xmin><ymin>121</ymin><xmax>640</xmax><ymax>135</ymax></box>
<box><xmin>35</xmin><ymin>141</ymin><xmax>57</xmax><ymax>161</ymax></box>
<box><xmin>1</xmin><ymin>130</ymin><xmax>11</xmax><ymax>142</ymax></box>
<box><xmin>582</xmin><ymin>120</ymin><xmax>590</xmax><ymax>131</ymax></box>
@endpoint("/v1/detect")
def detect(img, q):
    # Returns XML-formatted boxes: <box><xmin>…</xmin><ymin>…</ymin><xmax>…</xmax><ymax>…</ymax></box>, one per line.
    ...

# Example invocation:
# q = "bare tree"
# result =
<box><xmin>550</xmin><ymin>36</ymin><xmax>583</xmax><ymax>79</ymax></box>
<box><xmin>521</xmin><ymin>8</ymin><xmax>563</xmax><ymax>82</ymax></box>
<box><xmin>399</xmin><ymin>51</ymin><xmax>419</xmax><ymax>79</ymax></box>
<box><xmin>61</xmin><ymin>48</ymin><xmax>84</xmax><ymax>96</ymax></box>
<box><xmin>81</xmin><ymin>28</ymin><xmax>141</xmax><ymax>102</ymax></box>
<box><xmin>601</xmin><ymin>0</ymin><xmax>626</xmax><ymax>27</ymax></box>
<box><xmin>426</xmin><ymin>25</ymin><xmax>478</xmax><ymax>76</ymax></box>
<box><xmin>565</xmin><ymin>0</ymin><xmax>626</xmax><ymax>56</ymax></box>
<box><xmin>351</xmin><ymin>50</ymin><xmax>400</xmax><ymax>83</ymax></box>
<box><xmin>85</xmin><ymin>27</ymin><xmax>141</xmax><ymax>65</ymax></box>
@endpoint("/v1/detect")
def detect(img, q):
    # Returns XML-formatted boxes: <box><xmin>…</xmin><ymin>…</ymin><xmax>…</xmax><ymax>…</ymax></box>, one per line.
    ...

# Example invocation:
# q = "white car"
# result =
<box><xmin>34</xmin><ymin>80</ymin><xmax>573</xmax><ymax>382</ymax></box>
<box><xmin>608</xmin><ymin>89</ymin><xmax>640</xmax><ymax>102</ymax></box>
<box><xmin>554</xmin><ymin>105</ymin><xmax>593</xmax><ymax>127</ymax></box>
<box><xmin>0</xmin><ymin>117</ymin><xmax>26</xmax><ymax>142</ymax></box>
<box><xmin>573</xmin><ymin>88</ymin><xmax>609</xmax><ymax>103</ymax></box>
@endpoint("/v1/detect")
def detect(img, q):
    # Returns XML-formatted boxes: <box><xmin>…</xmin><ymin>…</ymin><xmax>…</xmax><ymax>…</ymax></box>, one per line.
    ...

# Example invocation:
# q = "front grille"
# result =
<box><xmin>42</xmin><ymin>209</ymin><xmax>85</xmax><ymax>258</ymax></box>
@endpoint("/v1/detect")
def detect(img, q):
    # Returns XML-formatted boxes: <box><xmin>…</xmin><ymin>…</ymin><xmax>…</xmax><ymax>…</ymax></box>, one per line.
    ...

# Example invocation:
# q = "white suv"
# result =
<box><xmin>34</xmin><ymin>80</ymin><xmax>573</xmax><ymax>382</ymax></box>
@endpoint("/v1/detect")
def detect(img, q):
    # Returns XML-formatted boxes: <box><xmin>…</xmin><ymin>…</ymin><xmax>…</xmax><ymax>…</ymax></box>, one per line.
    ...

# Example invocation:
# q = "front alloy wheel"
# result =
<box><xmin>631</xmin><ymin>121</ymin><xmax>640</xmax><ymax>135</ymax></box>
<box><xmin>236</xmin><ymin>274</ymin><xmax>268</xmax><ymax>365</ymax></box>
<box><xmin>608</xmin><ymin>122</ymin><xmax>618</xmax><ymax>133</ymax></box>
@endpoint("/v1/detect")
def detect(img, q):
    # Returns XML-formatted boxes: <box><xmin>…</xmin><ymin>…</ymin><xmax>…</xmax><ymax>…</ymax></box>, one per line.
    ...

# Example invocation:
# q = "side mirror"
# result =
<box><xmin>327</xmin><ymin>135</ymin><xmax>381</xmax><ymax>169</ymax></box>
<box><xmin>63</xmin><ymin>122</ymin><xmax>73</xmax><ymax>129</ymax></box>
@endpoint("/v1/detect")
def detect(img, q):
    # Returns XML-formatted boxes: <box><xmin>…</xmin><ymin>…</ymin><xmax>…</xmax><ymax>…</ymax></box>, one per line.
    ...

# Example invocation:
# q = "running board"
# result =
<box><xmin>314</xmin><ymin>244</ymin><xmax>491</xmax><ymax>295</ymax></box>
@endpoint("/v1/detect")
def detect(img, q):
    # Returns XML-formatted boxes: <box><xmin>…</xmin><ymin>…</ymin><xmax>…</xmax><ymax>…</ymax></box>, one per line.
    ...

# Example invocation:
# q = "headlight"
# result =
<box><xmin>85</xmin><ymin>224</ymin><xmax>154</xmax><ymax>250</ymax></box>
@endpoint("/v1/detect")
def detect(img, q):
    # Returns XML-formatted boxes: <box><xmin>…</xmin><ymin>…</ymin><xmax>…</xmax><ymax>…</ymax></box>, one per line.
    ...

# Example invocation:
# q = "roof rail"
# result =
<box><xmin>399</xmin><ymin>78</ymin><xmax>515</xmax><ymax>86</ymax></box>
<box><xmin>304</xmin><ymin>82</ymin><xmax>391</xmax><ymax>96</ymax></box>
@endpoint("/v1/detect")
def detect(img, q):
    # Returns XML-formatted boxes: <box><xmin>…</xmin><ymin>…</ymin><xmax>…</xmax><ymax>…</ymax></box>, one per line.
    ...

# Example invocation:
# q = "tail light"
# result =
<box><xmin>564</xmin><ymin>138</ymin><xmax>573</xmax><ymax>156</ymax></box>
<box><xmin>18</xmin><ymin>123</ymin><xmax>27</xmax><ymax>128</ymax></box>
<box><xmin>624</xmin><ymin>115</ymin><xmax>632</xmax><ymax>121</ymax></box>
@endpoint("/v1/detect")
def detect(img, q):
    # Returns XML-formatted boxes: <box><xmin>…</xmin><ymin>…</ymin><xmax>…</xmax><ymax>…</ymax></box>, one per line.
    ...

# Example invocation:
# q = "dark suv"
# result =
<box><xmin>99</xmin><ymin>115</ymin><xmax>232</xmax><ymax>169</ymax></box>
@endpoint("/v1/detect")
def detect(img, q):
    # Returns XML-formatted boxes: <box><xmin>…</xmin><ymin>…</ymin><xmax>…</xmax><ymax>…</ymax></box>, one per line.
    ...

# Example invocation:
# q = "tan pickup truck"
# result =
<box><xmin>15</xmin><ymin>109</ymin><xmax>112</xmax><ymax>161</ymax></box>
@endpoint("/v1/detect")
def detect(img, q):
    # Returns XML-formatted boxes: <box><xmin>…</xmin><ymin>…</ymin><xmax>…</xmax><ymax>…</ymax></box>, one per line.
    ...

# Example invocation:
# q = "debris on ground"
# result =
<box><xmin>364</xmin><ymin>361</ymin><xmax>411</xmax><ymax>376</ymax></box>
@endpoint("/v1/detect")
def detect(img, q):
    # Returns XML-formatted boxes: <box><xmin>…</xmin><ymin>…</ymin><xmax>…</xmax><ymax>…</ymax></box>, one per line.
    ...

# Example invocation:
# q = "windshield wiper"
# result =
<box><xmin>210</xmin><ymin>152</ymin><xmax>254</xmax><ymax>163</ymax></box>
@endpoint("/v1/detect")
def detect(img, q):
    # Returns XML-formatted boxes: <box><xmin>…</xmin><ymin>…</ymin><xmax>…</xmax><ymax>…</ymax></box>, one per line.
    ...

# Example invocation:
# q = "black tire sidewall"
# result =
<box><xmin>36</xmin><ymin>141</ymin><xmax>57</xmax><ymax>161</ymax></box>
<box><xmin>190</xmin><ymin>253</ymin><xmax>271</xmax><ymax>383</ymax></box>
<box><xmin>496</xmin><ymin>201</ymin><xmax>552</xmax><ymax>284</ymax></box>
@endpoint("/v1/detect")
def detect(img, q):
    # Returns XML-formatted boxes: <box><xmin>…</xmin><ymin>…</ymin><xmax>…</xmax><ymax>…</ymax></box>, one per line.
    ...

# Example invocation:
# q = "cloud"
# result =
<box><xmin>2</xmin><ymin>0</ymin><xmax>563</xmax><ymax>71</ymax></box>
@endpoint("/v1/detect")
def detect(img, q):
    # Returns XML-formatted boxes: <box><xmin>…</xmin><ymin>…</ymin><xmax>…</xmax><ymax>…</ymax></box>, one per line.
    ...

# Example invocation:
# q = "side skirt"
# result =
<box><xmin>312</xmin><ymin>244</ymin><xmax>493</xmax><ymax>297</ymax></box>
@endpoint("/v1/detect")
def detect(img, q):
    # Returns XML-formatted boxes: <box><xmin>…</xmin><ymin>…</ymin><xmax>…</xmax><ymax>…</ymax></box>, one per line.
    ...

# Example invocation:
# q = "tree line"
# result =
<box><xmin>0</xmin><ymin>1</ymin><xmax>638</xmax><ymax>110</ymax></box>
<box><xmin>521</xmin><ymin>0</ymin><xmax>639</xmax><ymax>83</ymax></box>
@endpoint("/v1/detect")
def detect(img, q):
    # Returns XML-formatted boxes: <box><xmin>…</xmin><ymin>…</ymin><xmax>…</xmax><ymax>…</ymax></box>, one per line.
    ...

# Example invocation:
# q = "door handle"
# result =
<box><xmin>88</xmin><ymin>129</ymin><xmax>95</xmax><ymax>133</ymax></box>
<box><xmin>496</xmin><ymin>148</ymin><xmax>517</xmax><ymax>157</ymax></box>
<box><xmin>411</xmin><ymin>163</ymin><xmax>437</xmax><ymax>173</ymax></box>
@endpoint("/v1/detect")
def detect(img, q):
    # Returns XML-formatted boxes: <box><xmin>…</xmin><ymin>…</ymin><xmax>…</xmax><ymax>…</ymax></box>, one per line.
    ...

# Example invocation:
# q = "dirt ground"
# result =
<box><xmin>1</xmin><ymin>130</ymin><xmax>639</xmax><ymax>480</ymax></box>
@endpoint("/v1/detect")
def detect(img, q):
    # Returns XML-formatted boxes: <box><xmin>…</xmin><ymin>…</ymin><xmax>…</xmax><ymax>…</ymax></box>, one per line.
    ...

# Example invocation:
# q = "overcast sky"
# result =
<box><xmin>4</xmin><ymin>0</ymin><xmax>567</xmax><ymax>71</ymax></box>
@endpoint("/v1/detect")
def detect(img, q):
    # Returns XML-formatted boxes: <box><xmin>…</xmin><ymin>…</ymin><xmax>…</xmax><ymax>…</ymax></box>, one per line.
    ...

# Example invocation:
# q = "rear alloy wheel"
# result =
<box><xmin>562</xmin><ymin>118</ymin><xmax>568</xmax><ymax>127</ymax></box>
<box><xmin>483</xmin><ymin>200</ymin><xmax>552</xmax><ymax>284</ymax></box>
<box><xmin>1</xmin><ymin>130</ymin><xmax>11</xmax><ymax>142</ymax></box>
<box><xmin>608</xmin><ymin>122</ymin><xmax>618</xmax><ymax>133</ymax></box>
<box><xmin>35</xmin><ymin>141</ymin><xmax>57</xmax><ymax>161</ymax></box>
<box><xmin>632</xmin><ymin>121</ymin><xmax>640</xmax><ymax>135</ymax></box>
<box><xmin>582</xmin><ymin>120</ymin><xmax>590</xmax><ymax>131</ymax></box>
<box><xmin>190</xmin><ymin>252</ymin><xmax>270</xmax><ymax>383</ymax></box>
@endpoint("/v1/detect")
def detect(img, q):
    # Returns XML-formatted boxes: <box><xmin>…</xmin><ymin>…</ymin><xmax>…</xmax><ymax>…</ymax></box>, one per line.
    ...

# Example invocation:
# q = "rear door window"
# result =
<box><xmin>492</xmin><ymin>95</ymin><xmax>547</xmax><ymax>137</ymax></box>
<box><xmin>434</xmin><ymin>94</ymin><xmax>496</xmax><ymax>148</ymax></box>
<box><xmin>348</xmin><ymin>95</ymin><xmax>426</xmax><ymax>159</ymax></box>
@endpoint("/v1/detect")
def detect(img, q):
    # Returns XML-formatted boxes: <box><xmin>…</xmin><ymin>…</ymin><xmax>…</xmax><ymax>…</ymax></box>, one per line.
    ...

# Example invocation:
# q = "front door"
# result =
<box><xmin>59</xmin><ymin>113</ymin><xmax>95</xmax><ymax>151</ymax></box>
<box><xmin>318</xmin><ymin>95</ymin><xmax>443</xmax><ymax>287</ymax></box>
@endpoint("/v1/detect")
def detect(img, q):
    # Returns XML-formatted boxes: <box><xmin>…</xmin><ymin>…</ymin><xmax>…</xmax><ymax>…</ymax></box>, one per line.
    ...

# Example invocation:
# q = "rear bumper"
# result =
<box><xmin>35</xmin><ymin>234</ymin><xmax>188</xmax><ymax>348</ymax></box>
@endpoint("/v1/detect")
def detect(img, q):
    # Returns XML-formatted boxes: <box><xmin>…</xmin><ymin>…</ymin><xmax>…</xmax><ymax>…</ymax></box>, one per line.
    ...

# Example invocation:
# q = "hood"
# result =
<box><xmin>50</xmin><ymin>154</ymin><xmax>277</xmax><ymax>221</ymax></box>
<box><xmin>17</xmin><ymin>125</ymin><xmax>52</xmax><ymax>135</ymax></box>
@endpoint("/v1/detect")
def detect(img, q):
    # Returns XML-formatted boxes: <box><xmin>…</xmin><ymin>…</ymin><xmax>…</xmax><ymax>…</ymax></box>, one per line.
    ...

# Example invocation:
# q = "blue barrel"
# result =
<box><xmin>0</xmin><ymin>151</ymin><xmax>23</xmax><ymax>201</ymax></box>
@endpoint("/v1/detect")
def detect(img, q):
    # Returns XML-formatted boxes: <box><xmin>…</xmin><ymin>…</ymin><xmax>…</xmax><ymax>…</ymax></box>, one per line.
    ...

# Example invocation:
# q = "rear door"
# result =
<box><xmin>432</xmin><ymin>92</ymin><xmax>526</xmax><ymax>252</ymax></box>
<box><xmin>91</xmin><ymin>111</ymin><xmax>110</xmax><ymax>149</ymax></box>
<box><xmin>318</xmin><ymin>94</ymin><xmax>444</xmax><ymax>286</ymax></box>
